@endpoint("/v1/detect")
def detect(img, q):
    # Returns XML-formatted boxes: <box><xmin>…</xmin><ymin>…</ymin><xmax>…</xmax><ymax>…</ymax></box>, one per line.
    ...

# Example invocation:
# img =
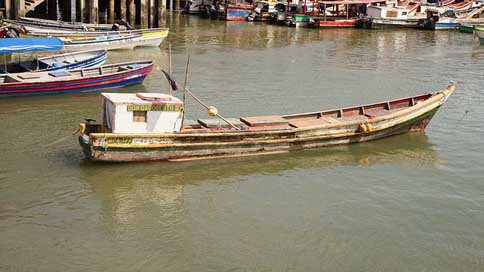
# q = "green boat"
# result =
<box><xmin>459</xmin><ymin>24</ymin><xmax>475</xmax><ymax>33</ymax></box>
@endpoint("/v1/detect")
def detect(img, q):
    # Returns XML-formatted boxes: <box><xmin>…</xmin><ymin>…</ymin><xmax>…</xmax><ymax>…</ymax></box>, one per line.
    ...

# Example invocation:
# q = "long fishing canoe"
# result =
<box><xmin>0</xmin><ymin>61</ymin><xmax>153</xmax><ymax>97</ymax></box>
<box><xmin>22</xmin><ymin>28</ymin><xmax>169</xmax><ymax>47</ymax></box>
<box><xmin>78</xmin><ymin>84</ymin><xmax>455</xmax><ymax>162</ymax></box>
<box><xmin>7</xmin><ymin>17</ymin><xmax>115</xmax><ymax>31</ymax></box>
<box><xmin>61</xmin><ymin>34</ymin><xmax>145</xmax><ymax>51</ymax></box>
<box><xmin>1</xmin><ymin>49</ymin><xmax>106</xmax><ymax>73</ymax></box>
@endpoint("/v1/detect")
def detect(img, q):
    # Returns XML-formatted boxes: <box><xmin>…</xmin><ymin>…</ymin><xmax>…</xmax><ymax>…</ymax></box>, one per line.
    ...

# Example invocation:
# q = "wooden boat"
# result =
<box><xmin>8</xmin><ymin>17</ymin><xmax>115</xmax><ymax>32</ymax></box>
<box><xmin>475</xmin><ymin>26</ymin><xmax>484</xmax><ymax>44</ymax></box>
<box><xmin>1</xmin><ymin>49</ymin><xmax>107</xmax><ymax>73</ymax></box>
<box><xmin>182</xmin><ymin>0</ymin><xmax>211</xmax><ymax>14</ymax></box>
<box><xmin>459</xmin><ymin>23</ymin><xmax>476</xmax><ymax>33</ymax></box>
<box><xmin>285</xmin><ymin>14</ymin><xmax>313</xmax><ymax>27</ymax></box>
<box><xmin>457</xmin><ymin>6</ymin><xmax>484</xmax><ymax>25</ymax></box>
<box><xmin>224</xmin><ymin>3</ymin><xmax>253</xmax><ymax>21</ymax></box>
<box><xmin>248</xmin><ymin>0</ymin><xmax>278</xmax><ymax>22</ymax></box>
<box><xmin>313</xmin><ymin>0</ymin><xmax>387</xmax><ymax>28</ymax></box>
<box><xmin>61</xmin><ymin>33</ymin><xmax>146</xmax><ymax>51</ymax></box>
<box><xmin>366</xmin><ymin>3</ymin><xmax>422</xmax><ymax>28</ymax></box>
<box><xmin>78</xmin><ymin>82</ymin><xmax>455</xmax><ymax>162</ymax></box>
<box><xmin>0</xmin><ymin>61</ymin><xmax>153</xmax><ymax>97</ymax></box>
<box><xmin>417</xmin><ymin>8</ymin><xmax>460</xmax><ymax>30</ymax></box>
<box><xmin>20</xmin><ymin>28</ymin><xmax>169</xmax><ymax>47</ymax></box>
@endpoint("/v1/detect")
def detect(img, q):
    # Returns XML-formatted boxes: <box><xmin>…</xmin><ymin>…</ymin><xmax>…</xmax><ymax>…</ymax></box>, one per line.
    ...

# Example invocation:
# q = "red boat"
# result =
<box><xmin>313</xmin><ymin>0</ymin><xmax>386</xmax><ymax>28</ymax></box>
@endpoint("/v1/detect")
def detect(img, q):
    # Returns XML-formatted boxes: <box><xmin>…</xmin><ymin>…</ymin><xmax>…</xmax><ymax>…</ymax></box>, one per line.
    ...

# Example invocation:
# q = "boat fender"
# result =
<box><xmin>365</xmin><ymin>123</ymin><xmax>373</xmax><ymax>132</ymax></box>
<box><xmin>208</xmin><ymin>106</ymin><xmax>218</xmax><ymax>117</ymax></box>
<box><xmin>359</xmin><ymin>123</ymin><xmax>368</xmax><ymax>133</ymax></box>
<box><xmin>79</xmin><ymin>123</ymin><xmax>86</xmax><ymax>135</ymax></box>
<box><xmin>359</xmin><ymin>123</ymin><xmax>372</xmax><ymax>133</ymax></box>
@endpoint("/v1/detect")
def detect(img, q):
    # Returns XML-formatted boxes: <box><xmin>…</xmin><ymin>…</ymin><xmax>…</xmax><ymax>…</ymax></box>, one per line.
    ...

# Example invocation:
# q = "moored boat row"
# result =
<box><xmin>2</xmin><ymin>18</ymin><xmax>169</xmax><ymax>50</ymax></box>
<box><xmin>181</xmin><ymin>0</ymin><xmax>484</xmax><ymax>32</ymax></box>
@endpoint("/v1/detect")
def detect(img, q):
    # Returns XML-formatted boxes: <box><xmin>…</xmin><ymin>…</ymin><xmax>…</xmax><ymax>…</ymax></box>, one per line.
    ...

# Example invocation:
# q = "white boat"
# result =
<box><xmin>417</xmin><ymin>8</ymin><xmax>460</xmax><ymax>30</ymax></box>
<box><xmin>367</xmin><ymin>3</ymin><xmax>423</xmax><ymax>28</ymax></box>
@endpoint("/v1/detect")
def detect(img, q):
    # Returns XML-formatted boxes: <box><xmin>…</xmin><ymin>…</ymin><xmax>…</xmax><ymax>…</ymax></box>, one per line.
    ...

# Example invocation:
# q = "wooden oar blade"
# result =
<box><xmin>161</xmin><ymin>70</ymin><xmax>179</xmax><ymax>91</ymax></box>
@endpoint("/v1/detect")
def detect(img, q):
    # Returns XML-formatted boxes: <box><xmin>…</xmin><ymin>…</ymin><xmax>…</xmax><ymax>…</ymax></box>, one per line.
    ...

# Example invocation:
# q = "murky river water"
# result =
<box><xmin>1</xmin><ymin>15</ymin><xmax>484</xmax><ymax>271</ymax></box>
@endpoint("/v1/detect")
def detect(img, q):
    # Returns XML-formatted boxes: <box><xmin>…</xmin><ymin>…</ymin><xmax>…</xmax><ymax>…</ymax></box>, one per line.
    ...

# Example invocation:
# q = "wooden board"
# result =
<box><xmin>240</xmin><ymin>115</ymin><xmax>289</xmax><ymax>127</ymax></box>
<box><xmin>288</xmin><ymin>116</ymin><xmax>338</xmax><ymax>128</ymax></box>
<box><xmin>198</xmin><ymin>118</ymin><xmax>247</xmax><ymax>129</ymax></box>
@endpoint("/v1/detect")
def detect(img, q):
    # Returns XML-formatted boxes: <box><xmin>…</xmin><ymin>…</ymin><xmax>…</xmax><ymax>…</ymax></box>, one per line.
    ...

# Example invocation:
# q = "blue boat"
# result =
<box><xmin>0</xmin><ymin>38</ymin><xmax>107</xmax><ymax>73</ymax></box>
<box><xmin>417</xmin><ymin>8</ymin><xmax>460</xmax><ymax>30</ymax></box>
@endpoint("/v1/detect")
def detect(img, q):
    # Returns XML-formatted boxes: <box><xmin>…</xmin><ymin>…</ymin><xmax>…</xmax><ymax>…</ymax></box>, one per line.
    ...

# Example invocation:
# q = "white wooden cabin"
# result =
<box><xmin>101</xmin><ymin>93</ymin><xmax>183</xmax><ymax>134</ymax></box>
<box><xmin>367</xmin><ymin>5</ymin><xmax>417</xmax><ymax>19</ymax></box>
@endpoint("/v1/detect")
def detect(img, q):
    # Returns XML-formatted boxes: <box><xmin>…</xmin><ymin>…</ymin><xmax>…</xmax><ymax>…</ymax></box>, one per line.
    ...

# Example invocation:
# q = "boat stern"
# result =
<box><xmin>78</xmin><ymin>122</ymin><xmax>104</xmax><ymax>161</ymax></box>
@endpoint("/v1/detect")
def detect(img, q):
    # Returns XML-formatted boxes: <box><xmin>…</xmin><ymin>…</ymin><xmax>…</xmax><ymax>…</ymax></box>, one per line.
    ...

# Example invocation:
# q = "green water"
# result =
<box><xmin>1</xmin><ymin>16</ymin><xmax>484</xmax><ymax>271</ymax></box>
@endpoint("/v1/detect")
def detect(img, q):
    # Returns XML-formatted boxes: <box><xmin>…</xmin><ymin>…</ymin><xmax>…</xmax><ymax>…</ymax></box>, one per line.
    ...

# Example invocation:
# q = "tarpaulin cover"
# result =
<box><xmin>0</xmin><ymin>38</ymin><xmax>64</xmax><ymax>54</ymax></box>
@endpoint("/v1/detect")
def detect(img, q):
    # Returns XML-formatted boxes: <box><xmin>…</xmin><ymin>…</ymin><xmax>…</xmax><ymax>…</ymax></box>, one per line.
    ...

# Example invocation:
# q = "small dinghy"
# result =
<box><xmin>0</xmin><ymin>61</ymin><xmax>153</xmax><ymax>97</ymax></box>
<box><xmin>78</xmin><ymin>73</ymin><xmax>455</xmax><ymax>162</ymax></box>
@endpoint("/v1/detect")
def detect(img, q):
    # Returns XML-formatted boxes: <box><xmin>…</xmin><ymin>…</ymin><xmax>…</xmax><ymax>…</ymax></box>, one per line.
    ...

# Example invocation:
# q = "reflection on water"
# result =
<box><xmin>82</xmin><ymin>133</ymin><xmax>442</xmax><ymax>187</ymax></box>
<box><xmin>80</xmin><ymin>133</ymin><xmax>442</xmax><ymax>242</ymax></box>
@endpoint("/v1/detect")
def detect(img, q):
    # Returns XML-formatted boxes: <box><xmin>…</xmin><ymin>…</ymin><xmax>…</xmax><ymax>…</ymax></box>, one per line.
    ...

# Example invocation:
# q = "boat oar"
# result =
<box><xmin>161</xmin><ymin>70</ymin><xmax>240</xmax><ymax>130</ymax></box>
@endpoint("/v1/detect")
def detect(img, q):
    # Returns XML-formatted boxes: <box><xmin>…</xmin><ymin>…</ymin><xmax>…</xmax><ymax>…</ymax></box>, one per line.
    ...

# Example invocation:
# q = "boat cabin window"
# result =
<box><xmin>132</xmin><ymin>111</ymin><xmax>147</xmax><ymax>122</ymax></box>
<box><xmin>402</xmin><ymin>12</ymin><xmax>407</xmax><ymax>16</ymax></box>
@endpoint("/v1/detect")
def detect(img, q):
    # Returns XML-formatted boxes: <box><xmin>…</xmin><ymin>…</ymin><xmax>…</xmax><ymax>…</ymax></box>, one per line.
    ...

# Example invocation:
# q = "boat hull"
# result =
<box><xmin>0</xmin><ymin>62</ymin><xmax>153</xmax><ymax>97</ymax></box>
<box><xmin>225</xmin><ymin>6</ymin><xmax>251</xmax><ymax>21</ymax></box>
<box><xmin>319</xmin><ymin>19</ymin><xmax>358</xmax><ymax>28</ymax></box>
<box><xmin>371</xmin><ymin>18</ymin><xmax>419</xmax><ymax>28</ymax></box>
<box><xmin>79</xmin><ymin>86</ymin><xmax>454</xmax><ymax>162</ymax></box>
<box><xmin>22</xmin><ymin>29</ymin><xmax>169</xmax><ymax>48</ymax></box>
<box><xmin>459</xmin><ymin>24</ymin><xmax>475</xmax><ymax>33</ymax></box>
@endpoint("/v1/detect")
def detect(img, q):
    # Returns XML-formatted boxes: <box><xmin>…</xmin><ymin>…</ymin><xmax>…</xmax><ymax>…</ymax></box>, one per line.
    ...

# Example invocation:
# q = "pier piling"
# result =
<box><xmin>5</xmin><ymin>0</ymin><xmax>168</xmax><ymax>27</ymax></box>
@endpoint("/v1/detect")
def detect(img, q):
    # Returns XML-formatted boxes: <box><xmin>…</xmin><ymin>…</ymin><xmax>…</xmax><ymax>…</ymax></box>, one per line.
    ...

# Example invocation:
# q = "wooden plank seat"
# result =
<box><xmin>288</xmin><ymin>116</ymin><xmax>338</xmax><ymax>128</ymax></box>
<box><xmin>48</xmin><ymin>70</ymin><xmax>71</xmax><ymax>77</ymax></box>
<box><xmin>198</xmin><ymin>118</ymin><xmax>247</xmax><ymax>129</ymax></box>
<box><xmin>17</xmin><ymin>74</ymin><xmax>41</xmax><ymax>80</ymax></box>
<box><xmin>364</xmin><ymin>109</ymin><xmax>391</xmax><ymax>118</ymax></box>
<box><xmin>240</xmin><ymin>115</ymin><xmax>289</xmax><ymax>127</ymax></box>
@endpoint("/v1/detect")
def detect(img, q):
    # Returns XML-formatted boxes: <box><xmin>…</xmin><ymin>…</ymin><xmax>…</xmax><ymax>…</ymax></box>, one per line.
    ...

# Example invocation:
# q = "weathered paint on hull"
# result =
<box><xmin>225</xmin><ymin>7</ymin><xmax>251</xmax><ymax>21</ymax></box>
<box><xmin>372</xmin><ymin>18</ymin><xmax>419</xmax><ymax>28</ymax></box>
<box><xmin>434</xmin><ymin>23</ymin><xmax>460</xmax><ymax>30</ymax></box>
<box><xmin>319</xmin><ymin>19</ymin><xmax>358</xmax><ymax>28</ymax></box>
<box><xmin>80</xmin><ymin>106</ymin><xmax>441</xmax><ymax>162</ymax></box>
